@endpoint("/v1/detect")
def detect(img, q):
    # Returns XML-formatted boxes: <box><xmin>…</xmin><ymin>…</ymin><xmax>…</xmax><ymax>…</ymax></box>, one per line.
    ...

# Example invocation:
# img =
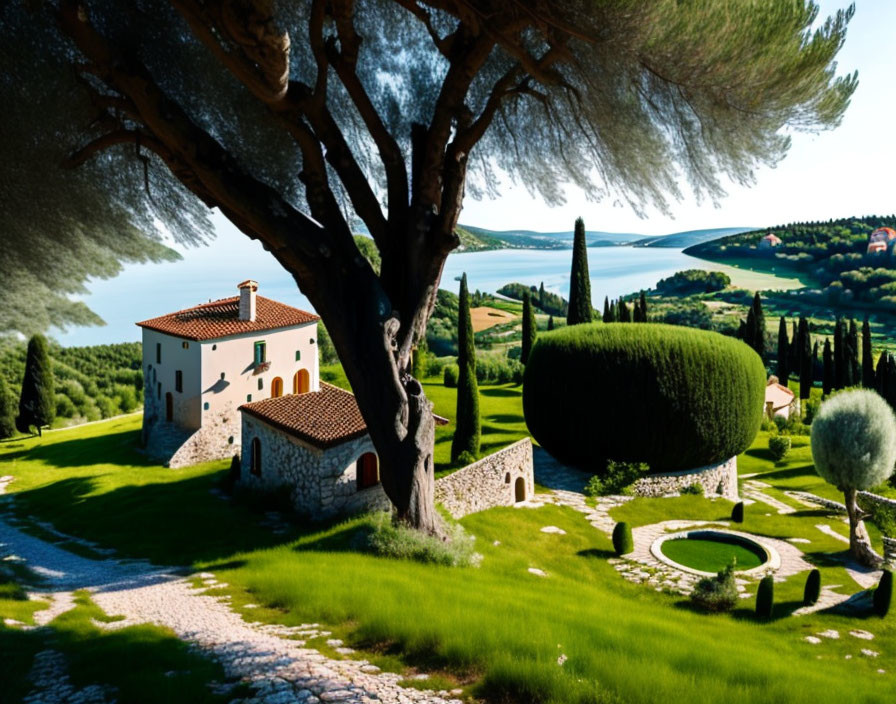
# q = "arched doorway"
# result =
<box><xmin>271</xmin><ymin>377</ymin><xmax>284</xmax><ymax>397</ymax></box>
<box><xmin>165</xmin><ymin>392</ymin><xmax>173</xmax><ymax>422</ymax></box>
<box><xmin>356</xmin><ymin>452</ymin><xmax>379</xmax><ymax>490</ymax></box>
<box><xmin>293</xmin><ymin>369</ymin><xmax>310</xmax><ymax>394</ymax></box>
<box><xmin>251</xmin><ymin>437</ymin><xmax>262</xmax><ymax>476</ymax></box>
<box><xmin>514</xmin><ymin>476</ymin><xmax>526</xmax><ymax>503</ymax></box>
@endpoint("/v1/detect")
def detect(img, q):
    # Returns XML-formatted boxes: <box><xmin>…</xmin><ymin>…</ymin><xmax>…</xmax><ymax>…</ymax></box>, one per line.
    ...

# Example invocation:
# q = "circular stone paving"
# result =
<box><xmin>650</xmin><ymin>529</ymin><xmax>781</xmax><ymax>578</ymax></box>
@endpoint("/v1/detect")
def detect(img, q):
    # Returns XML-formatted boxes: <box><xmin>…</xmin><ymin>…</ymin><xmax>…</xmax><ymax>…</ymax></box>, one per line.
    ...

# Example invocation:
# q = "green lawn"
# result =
<box><xmin>659</xmin><ymin>536</ymin><xmax>766</xmax><ymax>572</ymax></box>
<box><xmin>2</xmin><ymin>418</ymin><xmax>895</xmax><ymax>703</ymax></box>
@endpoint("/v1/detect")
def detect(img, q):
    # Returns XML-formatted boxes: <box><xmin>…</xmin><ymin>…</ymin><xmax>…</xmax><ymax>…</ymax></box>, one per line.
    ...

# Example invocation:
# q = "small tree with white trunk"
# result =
<box><xmin>811</xmin><ymin>390</ymin><xmax>896</xmax><ymax>567</ymax></box>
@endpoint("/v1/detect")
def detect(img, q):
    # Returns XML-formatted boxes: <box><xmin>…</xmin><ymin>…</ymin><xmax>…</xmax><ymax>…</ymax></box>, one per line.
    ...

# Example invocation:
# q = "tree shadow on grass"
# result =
<box><xmin>1</xmin><ymin>427</ymin><xmax>156</xmax><ymax>469</ymax></box>
<box><xmin>485</xmin><ymin>413</ymin><xmax>525</xmax><ymax>425</ymax></box>
<box><xmin>12</xmin><ymin>475</ymin><xmax>293</xmax><ymax>566</ymax></box>
<box><xmin>759</xmin><ymin>464</ymin><xmax>818</xmax><ymax>481</ymax></box>
<box><xmin>576</xmin><ymin>548</ymin><xmax>616</xmax><ymax>560</ymax></box>
<box><xmin>479</xmin><ymin>387</ymin><xmax>521</xmax><ymax>398</ymax></box>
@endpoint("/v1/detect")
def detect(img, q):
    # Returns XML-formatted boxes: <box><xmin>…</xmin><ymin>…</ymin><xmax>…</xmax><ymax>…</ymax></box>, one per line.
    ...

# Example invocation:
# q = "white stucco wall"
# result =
<box><xmin>198</xmin><ymin>321</ymin><xmax>319</xmax><ymax>419</ymax></box>
<box><xmin>142</xmin><ymin>328</ymin><xmax>202</xmax><ymax>431</ymax></box>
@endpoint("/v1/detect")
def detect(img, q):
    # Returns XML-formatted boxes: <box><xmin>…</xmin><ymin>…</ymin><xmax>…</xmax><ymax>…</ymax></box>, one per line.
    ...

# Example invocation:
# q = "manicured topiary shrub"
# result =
<box><xmin>756</xmin><ymin>575</ymin><xmax>775</xmax><ymax>619</ymax></box>
<box><xmin>731</xmin><ymin>502</ymin><xmax>745</xmax><ymax>524</ymax></box>
<box><xmin>443</xmin><ymin>364</ymin><xmax>459</xmax><ymax>388</ymax></box>
<box><xmin>803</xmin><ymin>569</ymin><xmax>821</xmax><ymax>606</ymax></box>
<box><xmin>768</xmin><ymin>434</ymin><xmax>791</xmax><ymax>461</ymax></box>
<box><xmin>612</xmin><ymin>522</ymin><xmax>633</xmax><ymax>555</ymax></box>
<box><xmin>523</xmin><ymin>323</ymin><xmax>766</xmax><ymax>473</ymax></box>
<box><xmin>874</xmin><ymin>570</ymin><xmax>893</xmax><ymax>617</ymax></box>
<box><xmin>691</xmin><ymin>562</ymin><xmax>738</xmax><ymax>613</ymax></box>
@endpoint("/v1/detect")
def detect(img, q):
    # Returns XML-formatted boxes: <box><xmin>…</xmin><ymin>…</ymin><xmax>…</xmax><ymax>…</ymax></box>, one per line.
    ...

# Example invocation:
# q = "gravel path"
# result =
<box><xmin>0</xmin><ymin>477</ymin><xmax>460</xmax><ymax>704</ymax></box>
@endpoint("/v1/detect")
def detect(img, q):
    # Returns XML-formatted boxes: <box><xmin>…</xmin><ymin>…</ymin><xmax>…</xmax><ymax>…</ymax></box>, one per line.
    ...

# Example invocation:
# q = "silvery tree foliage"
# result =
<box><xmin>812</xmin><ymin>389</ymin><xmax>896</xmax><ymax>566</ymax></box>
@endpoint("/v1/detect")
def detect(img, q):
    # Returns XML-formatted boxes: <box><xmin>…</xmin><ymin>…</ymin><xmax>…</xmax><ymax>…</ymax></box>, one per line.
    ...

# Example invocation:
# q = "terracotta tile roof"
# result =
<box><xmin>137</xmin><ymin>295</ymin><xmax>318</xmax><ymax>341</ymax></box>
<box><xmin>239</xmin><ymin>383</ymin><xmax>368</xmax><ymax>449</ymax></box>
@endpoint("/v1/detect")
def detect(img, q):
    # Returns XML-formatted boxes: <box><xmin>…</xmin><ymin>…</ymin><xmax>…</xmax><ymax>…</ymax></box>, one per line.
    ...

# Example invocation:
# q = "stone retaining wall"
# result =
<box><xmin>630</xmin><ymin>456</ymin><xmax>738</xmax><ymax>500</ymax></box>
<box><xmin>435</xmin><ymin>439</ymin><xmax>534</xmax><ymax>519</ymax></box>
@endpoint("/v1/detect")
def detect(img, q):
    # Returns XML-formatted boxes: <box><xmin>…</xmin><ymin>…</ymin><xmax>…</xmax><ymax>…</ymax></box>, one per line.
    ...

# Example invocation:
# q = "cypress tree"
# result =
<box><xmin>0</xmin><ymin>376</ymin><xmax>17</xmax><ymax>439</ymax></box>
<box><xmin>798</xmin><ymin>317</ymin><xmax>812</xmax><ymax>400</ymax></box>
<box><xmin>862</xmin><ymin>317</ymin><xmax>875</xmax><ymax>388</ymax></box>
<box><xmin>847</xmin><ymin>319</ymin><xmax>860</xmax><ymax>387</ymax></box>
<box><xmin>618</xmin><ymin>298</ymin><xmax>631</xmax><ymax>323</ymax></box>
<box><xmin>538</xmin><ymin>281</ymin><xmax>546</xmax><ymax>310</ymax></box>
<box><xmin>638</xmin><ymin>290</ymin><xmax>648</xmax><ymax>322</ymax></box>
<box><xmin>789</xmin><ymin>320</ymin><xmax>800</xmax><ymax>374</ymax></box>
<box><xmin>521</xmin><ymin>291</ymin><xmax>537</xmax><ymax>365</ymax></box>
<box><xmin>18</xmin><ymin>334</ymin><xmax>55</xmax><ymax>436</ymax></box>
<box><xmin>876</xmin><ymin>351</ymin><xmax>888</xmax><ymax>399</ymax></box>
<box><xmin>567</xmin><ymin>217</ymin><xmax>593</xmax><ymax>325</ymax></box>
<box><xmin>750</xmin><ymin>292</ymin><xmax>766</xmax><ymax>361</ymax></box>
<box><xmin>834</xmin><ymin>317</ymin><xmax>845</xmax><ymax>389</ymax></box>
<box><xmin>451</xmin><ymin>273</ymin><xmax>480</xmax><ymax>461</ymax></box>
<box><xmin>602</xmin><ymin>296</ymin><xmax>613</xmax><ymax>323</ymax></box>
<box><xmin>776</xmin><ymin>316</ymin><xmax>789</xmax><ymax>383</ymax></box>
<box><xmin>822</xmin><ymin>338</ymin><xmax>833</xmax><ymax>397</ymax></box>
<box><xmin>547</xmin><ymin>315</ymin><xmax>554</xmax><ymax>331</ymax></box>
<box><xmin>887</xmin><ymin>354</ymin><xmax>896</xmax><ymax>412</ymax></box>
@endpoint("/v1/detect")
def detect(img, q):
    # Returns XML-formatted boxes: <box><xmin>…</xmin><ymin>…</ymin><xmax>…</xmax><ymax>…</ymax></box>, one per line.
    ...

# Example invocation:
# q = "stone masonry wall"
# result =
<box><xmin>239</xmin><ymin>417</ymin><xmax>390</xmax><ymax>519</ymax></box>
<box><xmin>143</xmin><ymin>401</ymin><xmax>242</xmax><ymax>469</ymax></box>
<box><xmin>434</xmin><ymin>438</ymin><xmax>534</xmax><ymax>519</ymax></box>
<box><xmin>630</xmin><ymin>456</ymin><xmax>738</xmax><ymax>500</ymax></box>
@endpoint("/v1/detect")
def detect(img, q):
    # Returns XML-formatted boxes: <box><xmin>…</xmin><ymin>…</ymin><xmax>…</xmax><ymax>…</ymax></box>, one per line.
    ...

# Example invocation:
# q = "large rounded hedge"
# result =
<box><xmin>523</xmin><ymin>323</ymin><xmax>766</xmax><ymax>473</ymax></box>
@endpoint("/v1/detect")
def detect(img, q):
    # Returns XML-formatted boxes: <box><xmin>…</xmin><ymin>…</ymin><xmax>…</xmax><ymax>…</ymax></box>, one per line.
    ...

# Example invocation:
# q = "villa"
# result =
<box><xmin>867</xmin><ymin>226</ymin><xmax>896</xmax><ymax>254</ymax></box>
<box><xmin>758</xmin><ymin>233</ymin><xmax>782</xmax><ymax>250</ymax></box>
<box><xmin>137</xmin><ymin>280</ymin><xmax>320</xmax><ymax>467</ymax></box>
<box><xmin>765</xmin><ymin>377</ymin><xmax>796</xmax><ymax>419</ymax></box>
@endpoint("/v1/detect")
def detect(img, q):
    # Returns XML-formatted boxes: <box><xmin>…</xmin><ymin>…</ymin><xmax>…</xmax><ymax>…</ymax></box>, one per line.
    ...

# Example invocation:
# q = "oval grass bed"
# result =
<box><xmin>659</xmin><ymin>535</ymin><xmax>766</xmax><ymax>573</ymax></box>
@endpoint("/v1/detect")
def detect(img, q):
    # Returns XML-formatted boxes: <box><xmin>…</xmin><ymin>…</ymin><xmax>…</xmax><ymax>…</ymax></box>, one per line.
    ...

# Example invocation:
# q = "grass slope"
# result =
<box><xmin>2</xmin><ymin>418</ymin><xmax>895</xmax><ymax>703</ymax></box>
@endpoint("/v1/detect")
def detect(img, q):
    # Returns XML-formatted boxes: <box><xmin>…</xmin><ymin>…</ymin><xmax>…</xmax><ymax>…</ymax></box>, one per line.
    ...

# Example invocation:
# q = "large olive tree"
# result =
<box><xmin>4</xmin><ymin>1</ymin><xmax>855</xmax><ymax>532</ymax></box>
<box><xmin>812</xmin><ymin>390</ymin><xmax>896</xmax><ymax>567</ymax></box>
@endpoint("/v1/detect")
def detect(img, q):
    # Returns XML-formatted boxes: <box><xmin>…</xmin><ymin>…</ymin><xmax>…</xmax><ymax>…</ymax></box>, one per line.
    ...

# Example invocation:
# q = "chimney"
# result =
<box><xmin>238</xmin><ymin>280</ymin><xmax>258</xmax><ymax>322</ymax></box>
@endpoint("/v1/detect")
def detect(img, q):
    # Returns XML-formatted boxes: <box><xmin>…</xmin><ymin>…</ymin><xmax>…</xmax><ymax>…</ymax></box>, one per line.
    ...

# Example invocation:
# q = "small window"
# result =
<box><xmin>295</xmin><ymin>350</ymin><xmax>301</xmax><ymax>361</ymax></box>
<box><xmin>309</xmin><ymin>338</ymin><xmax>316</xmax><ymax>345</ymax></box>
<box><xmin>157</xmin><ymin>382</ymin><xmax>161</xmax><ymax>399</ymax></box>
<box><xmin>175</xmin><ymin>370</ymin><xmax>183</xmax><ymax>393</ymax></box>
<box><xmin>148</xmin><ymin>364</ymin><xmax>153</xmax><ymax>371</ymax></box>
<box><xmin>156</xmin><ymin>342</ymin><xmax>161</xmax><ymax>364</ymax></box>
<box><xmin>254</xmin><ymin>340</ymin><xmax>267</xmax><ymax>365</ymax></box>
<box><xmin>203</xmin><ymin>402</ymin><xmax>209</xmax><ymax>411</ymax></box>
<box><xmin>182</xmin><ymin>341</ymin><xmax>189</xmax><ymax>349</ymax></box>
<box><xmin>250</xmin><ymin>437</ymin><xmax>262</xmax><ymax>477</ymax></box>
<box><xmin>246</xmin><ymin>394</ymin><xmax>252</xmax><ymax>402</ymax></box>
<box><xmin>212</xmin><ymin>344</ymin><xmax>217</xmax><ymax>351</ymax></box>
<box><xmin>257</xmin><ymin>378</ymin><xmax>263</xmax><ymax>391</ymax></box>
<box><xmin>227</xmin><ymin>436</ymin><xmax>234</xmax><ymax>445</ymax></box>
<box><xmin>220</xmin><ymin>372</ymin><xmax>225</xmax><ymax>380</ymax></box>
<box><xmin>356</xmin><ymin>453</ymin><xmax>379</xmax><ymax>490</ymax></box>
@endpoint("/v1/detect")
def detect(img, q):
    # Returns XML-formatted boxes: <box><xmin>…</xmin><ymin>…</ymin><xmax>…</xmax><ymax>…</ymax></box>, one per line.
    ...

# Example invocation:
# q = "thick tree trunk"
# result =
<box><xmin>844</xmin><ymin>487</ymin><xmax>882</xmax><ymax>568</ymax></box>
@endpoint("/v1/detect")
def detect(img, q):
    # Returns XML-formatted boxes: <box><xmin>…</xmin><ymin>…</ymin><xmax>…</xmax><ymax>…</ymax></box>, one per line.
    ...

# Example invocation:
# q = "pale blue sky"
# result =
<box><xmin>460</xmin><ymin>0</ymin><xmax>896</xmax><ymax>235</ymax></box>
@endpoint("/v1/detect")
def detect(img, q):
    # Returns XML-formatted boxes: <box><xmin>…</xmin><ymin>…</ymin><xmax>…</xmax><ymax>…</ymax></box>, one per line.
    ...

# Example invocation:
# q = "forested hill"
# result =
<box><xmin>684</xmin><ymin>214</ymin><xmax>896</xmax><ymax>310</ymax></box>
<box><xmin>685</xmin><ymin>215</ymin><xmax>896</xmax><ymax>263</ymax></box>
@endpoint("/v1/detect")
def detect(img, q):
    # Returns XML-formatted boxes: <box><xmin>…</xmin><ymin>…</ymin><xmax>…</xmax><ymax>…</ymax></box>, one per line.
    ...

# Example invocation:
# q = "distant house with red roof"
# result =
<box><xmin>758</xmin><ymin>233</ymin><xmax>782</xmax><ymax>250</ymax></box>
<box><xmin>867</xmin><ymin>227</ymin><xmax>896</xmax><ymax>254</ymax></box>
<box><xmin>138</xmin><ymin>280</ymin><xmax>321</xmax><ymax>468</ymax></box>
<box><xmin>765</xmin><ymin>377</ymin><xmax>795</xmax><ymax>420</ymax></box>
